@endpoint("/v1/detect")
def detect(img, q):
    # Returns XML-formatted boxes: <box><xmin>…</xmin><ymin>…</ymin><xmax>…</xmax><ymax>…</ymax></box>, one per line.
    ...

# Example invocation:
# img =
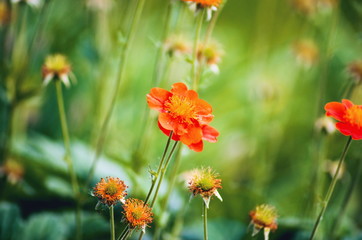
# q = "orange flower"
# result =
<box><xmin>187</xmin><ymin>167</ymin><xmax>222</xmax><ymax>207</ymax></box>
<box><xmin>42</xmin><ymin>54</ymin><xmax>72</xmax><ymax>87</ymax></box>
<box><xmin>147</xmin><ymin>82</ymin><xmax>219</xmax><ymax>152</ymax></box>
<box><xmin>122</xmin><ymin>198</ymin><xmax>153</xmax><ymax>232</ymax></box>
<box><xmin>325</xmin><ymin>99</ymin><xmax>362</xmax><ymax>140</ymax></box>
<box><xmin>249</xmin><ymin>204</ymin><xmax>278</xmax><ymax>240</ymax></box>
<box><xmin>182</xmin><ymin>0</ymin><xmax>221</xmax><ymax>8</ymax></box>
<box><xmin>93</xmin><ymin>177</ymin><xmax>128</xmax><ymax>206</ymax></box>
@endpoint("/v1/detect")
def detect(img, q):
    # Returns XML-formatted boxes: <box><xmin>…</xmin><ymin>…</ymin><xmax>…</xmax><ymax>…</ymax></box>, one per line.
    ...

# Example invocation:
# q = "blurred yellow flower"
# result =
<box><xmin>42</xmin><ymin>54</ymin><xmax>72</xmax><ymax>87</ymax></box>
<box><xmin>197</xmin><ymin>41</ymin><xmax>223</xmax><ymax>74</ymax></box>
<box><xmin>249</xmin><ymin>204</ymin><xmax>278</xmax><ymax>240</ymax></box>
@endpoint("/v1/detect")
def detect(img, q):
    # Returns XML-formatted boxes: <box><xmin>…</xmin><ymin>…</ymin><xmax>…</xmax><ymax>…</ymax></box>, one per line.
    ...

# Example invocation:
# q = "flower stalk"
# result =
<box><xmin>309</xmin><ymin>136</ymin><xmax>352</xmax><ymax>240</ymax></box>
<box><xmin>55</xmin><ymin>80</ymin><xmax>82</xmax><ymax>240</ymax></box>
<box><xmin>138</xmin><ymin>140</ymin><xmax>178</xmax><ymax>240</ymax></box>
<box><xmin>203</xmin><ymin>201</ymin><xmax>208</xmax><ymax>240</ymax></box>
<box><xmin>110</xmin><ymin>205</ymin><xmax>115</xmax><ymax>240</ymax></box>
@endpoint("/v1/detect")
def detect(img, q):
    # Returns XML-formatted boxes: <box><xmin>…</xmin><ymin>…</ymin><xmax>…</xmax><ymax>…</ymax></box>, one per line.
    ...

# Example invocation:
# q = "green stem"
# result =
<box><xmin>203</xmin><ymin>201</ymin><xmax>208</xmax><ymax>240</ymax></box>
<box><xmin>330</xmin><ymin>154</ymin><xmax>362</xmax><ymax>238</ymax></box>
<box><xmin>55</xmin><ymin>81</ymin><xmax>82</xmax><ymax>240</ymax></box>
<box><xmin>119</xmin><ymin>228</ymin><xmax>134</xmax><ymax>240</ymax></box>
<box><xmin>309</xmin><ymin>137</ymin><xmax>352</xmax><ymax>240</ymax></box>
<box><xmin>152</xmin><ymin>145</ymin><xmax>182</xmax><ymax>240</ymax></box>
<box><xmin>144</xmin><ymin>131</ymin><xmax>174</xmax><ymax>204</ymax></box>
<box><xmin>195</xmin><ymin>2</ymin><xmax>226</xmax><ymax>86</ymax></box>
<box><xmin>86</xmin><ymin>0</ymin><xmax>146</xmax><ymax>187</ymax></box>
<box><xmin>116</xmin><ymin>224</ymin><xmax>129</xmax><ymax>240</ymax></box>
<box><xmin>192</xmin><ymin>9</ymin><xmax>205</xmax><ymax>91</ymax></box>
<box><xmin>150</xmin><ymin>141</ymin><xmax>179</xmax><ymax>208</ymax></box>
<box><xmin>138</xmin><ymin>141</ymin><xmax>179</xmax><ymax>240</ymax></box>
<box><xmin>110</xmin><ymin>206</ymin><xmax>115</xmax><ymax>240</ymax></box>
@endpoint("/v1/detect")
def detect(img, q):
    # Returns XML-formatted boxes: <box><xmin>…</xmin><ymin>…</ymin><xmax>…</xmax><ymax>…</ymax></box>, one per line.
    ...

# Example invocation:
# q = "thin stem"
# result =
<box><xmin>120</xmin><ymin>228</ymin><xmax>134</xmax><ymax>240</ymax></box>
<box><xmin>330</xmin><ymin>154</ymin><xmax>362</xmax><ymax>238</ymax></box>
<box><xmin>138</xmin><ymin>141</ymin><xmax>179</xmax><ymax>240</ymax></box>
<box><xmin>86</xmin><ymin>0</ymin><xmax>146</xmax><ymax>187</ymax></box>
<box><xmin>309</xmin><ymin>137</ymin><xmax>353</xmax><ymax>240</ymax></box>
<box><xmin>110</xmin><ymin>206</ymin><xmax>115</xmax><ymax>240</ymax></box>
<box><xmin>117</xmin><ymin>224</ymin><xmax>129</xmax><ymax>240</ymax></box>
<box><xmin>192</xmin><ymin>9</ymin><xmax>205</xmax><ymax>91</ymax></box>
<box><xmin>55</xmin><ymin>81</ymin><xmax>82</xmax><ymax>240</ymax></box>
<box><xmin>144</xmin><ymin>131</ymin><xmax>174</xmax><ymax>204</ymax></box>
<box><xmin>152</xmin><ymin>145</ymin><xmax>183</xmax><ymax>240</ymax></box>
<box><xmin>150</xmin><ymin>141</ymin><xmax>179</xmax><ymax>208</ymax></box>
<box><xmin>203</xmin><ymin>201</ymin><xmax>208</xmax><ymax>240</ymax></box>
<box><xmin>195</xmin><ymin>2</ymin><xmax>226</xmax><ymax>86</ymax></box>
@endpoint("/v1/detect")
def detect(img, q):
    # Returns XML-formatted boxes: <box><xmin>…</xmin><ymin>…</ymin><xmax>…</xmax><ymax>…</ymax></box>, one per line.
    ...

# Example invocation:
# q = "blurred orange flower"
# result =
<box><xmin>93</xmin><ymin>177</ymin><xmax>128</xmax><ymax>206</ymax></box>
<box><xmin>122</xmin><ymin>198</ymin><xmax>153</xmax><ymax>232</ymax></box>
<box><xmin>182</xmin><ymin>0</ymin><xmax>221</xmax><ymax>8</ymax></box>
<box><xmin>325</xmin><ymin>99</ymin><xmax>362</xmax><ymax>140</ymax></box>
<box><xmin>147</xmin><ymin>82</ymin><xmax>219</xmax><ymax>152</ymax></box>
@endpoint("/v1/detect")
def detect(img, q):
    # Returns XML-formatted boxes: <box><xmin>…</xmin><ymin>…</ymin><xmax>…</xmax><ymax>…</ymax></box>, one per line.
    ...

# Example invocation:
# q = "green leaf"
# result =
<box><xmin>0</xmin><ymin>202</ymin><xmax>23</xmax><ymax>240</ymax></box>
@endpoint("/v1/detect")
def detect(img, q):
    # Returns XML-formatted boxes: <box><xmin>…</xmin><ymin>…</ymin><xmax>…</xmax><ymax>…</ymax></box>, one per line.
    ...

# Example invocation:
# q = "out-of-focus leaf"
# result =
<box><xmin>60</xmin><ymin>211</ymin><xmax>108</xmax><ymax>240</ymax></box>
<box><xmin>21</xmin><ymin>213</ymin><xmax>68</xmax><ymax>240</ymax></box>
<box><xmin>0</xmin><ymin>202</ymin><xmax>23</xmax><ymax>240</ymax></box>
<box><xmin>45</xmin><ymin>176</ymin><xmax>73</xmax><ymax>197</ymax></box>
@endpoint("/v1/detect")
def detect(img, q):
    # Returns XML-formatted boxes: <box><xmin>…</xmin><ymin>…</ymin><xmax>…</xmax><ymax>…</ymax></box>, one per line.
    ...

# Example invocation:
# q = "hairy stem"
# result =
<box><xmin>309</xmin><ymin>137</ymin><xmax>352</xmax><ymax>240</ymax></box>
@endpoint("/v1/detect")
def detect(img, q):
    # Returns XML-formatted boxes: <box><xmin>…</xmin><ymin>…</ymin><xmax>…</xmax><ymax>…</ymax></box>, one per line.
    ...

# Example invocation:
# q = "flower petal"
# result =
<box><xmin>214</xmin><ymin>189</ymin><xmax>223</xmax><ymax>202</ymax></box>
<box><xmin>171</xmin><ymin>82</ymin><xmax>188</xmax><ymax>95</ymax></box>
<box><xmin>196</xmin><ymin>99</ymin><xmax>213</xmax><ymax>124</ymax></box>
<box><xmin>202</xmin><ymin>125</ymin><xmax>219</xmax><ymax>143</ymax></box>
<box><xmin>325</xmin><ymin>102</ymin><xmax>346</xmax><ymax>121</ymax></box>
<box><xmin>188</xmin><ymin>140</ymin><xmax>203</xmax><ymax>152</ymax></box>
<box><xmin>202</xmin><ymin>196</ymin><xmax>211</xmax><ymax>208</ymax></box>
<box><xmin>335</xmin><ymin>122</ymin><xmax>353</xmax><ymax>136</ymax></box>
<box><xmin>186</xmin><ymin>89</ymin><xmax>199</xmax><ymax>100</ymax></box>
<box><xmin>342</xmin><ymin>99</ymin><xmax>354</xmax><ymax>108</ymax></box>
<box><xmin>147</xmin><ymin>88</ymin><xmax>172</xmax><ymax>112</ymax></box>
<box><xmin>157</xmin><ymin>121</ymin><xmax>180</xmax><ymax>141</ymax></box>
<box><xmin>180</xmin><ymin>126</ymin><xmax>202</xmax><ymax>145</ymax></box>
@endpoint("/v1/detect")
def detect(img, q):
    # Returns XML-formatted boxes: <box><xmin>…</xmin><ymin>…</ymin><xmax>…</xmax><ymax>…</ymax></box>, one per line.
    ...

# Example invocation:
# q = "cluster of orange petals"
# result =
<box><xmin>182</xmin><ymin>0</ymin><xmax>222</xmax><ymax>8</ymax></box>
<box><xmin>147</xmin><ymin>82</ymin><xmax>219</xmax><ymax>152</ymax></box>
<box><xmin>93</xmin><ymin>177</ymin><xmax>128</xmax><ymax>206</ymax></box>
<box><xmin>122</xmin><ymin>198</ymin><xmax>153</xmax><ymax>230</ymax></box>
<box><xmin>325</xmin><ymin>99</ymin><xmax>362</xmax><ymax>140</ymax></box>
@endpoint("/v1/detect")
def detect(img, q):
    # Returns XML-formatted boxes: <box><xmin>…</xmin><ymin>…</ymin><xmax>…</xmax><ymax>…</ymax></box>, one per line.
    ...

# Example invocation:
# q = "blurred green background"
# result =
<box><xmin>1</xmin><ymin>0</ymin><xmax>362</xmax><ymax>239</ymax></box>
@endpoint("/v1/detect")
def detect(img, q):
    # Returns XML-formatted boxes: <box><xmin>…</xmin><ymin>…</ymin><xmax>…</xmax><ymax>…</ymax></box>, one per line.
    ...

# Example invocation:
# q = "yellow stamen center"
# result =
<box><xmin>45</xmin><ymin>54</ymin><xmax>69</xmax><ymax>72</ymax></box>
<box><xmin>105</xmin><ymin>183</ymin><xmax>118</xmax><ymax>196</ymax></box>
<box><xmin>254</xmin><ymin>205</ymin><xmax>277</xmax><ymax>226</ymax></box>
<box><xmin>165</xmin><ymin>95</ymin><xmax>196</xmax><ymax>122</ymax></box>
<box><xmin>197</xmin><ymin>176</ymin><xmax>214</xmax><ymax>191</ymax></box>
<box><xmin>345</xmin><ymin>105</ymin><xmax>362</xmax><ymax>128</ymax></box>
<box><xmin>132</xmin><ymin>209</ymin><xmax>143</xmax><ymax>220</ymax></box>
